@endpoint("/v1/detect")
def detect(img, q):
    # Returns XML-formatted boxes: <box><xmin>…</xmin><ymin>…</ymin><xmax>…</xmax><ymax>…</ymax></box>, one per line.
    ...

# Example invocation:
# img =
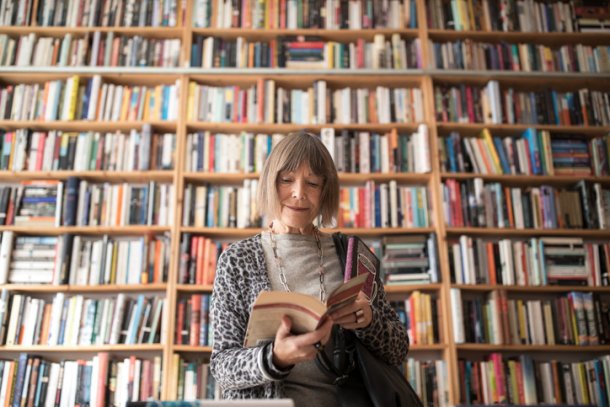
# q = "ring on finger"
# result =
<box><xmin>355</xmin><ymin>309</ymin><xmax>365</xmax><ymax>324</ymax></box>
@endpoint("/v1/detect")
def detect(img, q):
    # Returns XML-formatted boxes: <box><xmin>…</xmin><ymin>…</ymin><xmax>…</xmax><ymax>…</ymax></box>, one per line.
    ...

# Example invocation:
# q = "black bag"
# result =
<box><xmin>314</xmin><ymin>233</ymin><xmax>423</xmax><ymax>407</ymax></box>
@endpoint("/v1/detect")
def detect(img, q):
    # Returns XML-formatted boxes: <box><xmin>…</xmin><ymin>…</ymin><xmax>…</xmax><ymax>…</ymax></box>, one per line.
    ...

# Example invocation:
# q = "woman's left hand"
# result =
<box><xmin>330</xmin><ymin>291</ymin><xmax>372</xmax><ymax>330</ymax></box>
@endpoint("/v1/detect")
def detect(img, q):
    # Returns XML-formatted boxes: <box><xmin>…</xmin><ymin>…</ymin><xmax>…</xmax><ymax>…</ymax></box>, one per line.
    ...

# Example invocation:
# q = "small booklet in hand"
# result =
<box><xmin>244</xmin><ymin>272</ymin><xmax>368</xmax><ymax>347</ymax></box>
<box><xmin>344</xmin><ymin>235</ymin><xmax>380</xmax><ymax>301</ymax></box>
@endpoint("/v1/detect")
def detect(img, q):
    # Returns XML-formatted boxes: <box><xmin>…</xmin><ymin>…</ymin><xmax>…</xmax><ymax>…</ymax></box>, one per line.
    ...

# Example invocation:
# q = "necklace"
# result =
<box><xmin>268</xmin><ymin>226</ymin><xmax>327</xmax><ymax>302</ymax></box>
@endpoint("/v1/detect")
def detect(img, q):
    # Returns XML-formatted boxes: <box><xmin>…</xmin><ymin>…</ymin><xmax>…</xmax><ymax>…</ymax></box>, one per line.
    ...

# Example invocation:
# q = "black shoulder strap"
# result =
<box><xmin>332</xmin><ymin>231</ymin><xmax>348</xmax><ymax>272</ymax></box>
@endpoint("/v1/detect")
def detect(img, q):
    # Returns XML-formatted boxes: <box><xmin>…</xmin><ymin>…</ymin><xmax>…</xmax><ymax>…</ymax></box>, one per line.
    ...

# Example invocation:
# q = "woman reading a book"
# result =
<box><xmin>210</xmin><ymin>132</ymin><xmax>409</xmax><ymax>404</ymax></box>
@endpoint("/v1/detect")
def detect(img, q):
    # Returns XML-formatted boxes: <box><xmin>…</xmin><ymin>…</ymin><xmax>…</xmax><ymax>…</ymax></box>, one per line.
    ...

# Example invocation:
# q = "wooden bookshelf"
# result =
<box><xmin>0</xmin><ymin>0</ymin><xmax>609</xmax><ymax>405</ymax></box>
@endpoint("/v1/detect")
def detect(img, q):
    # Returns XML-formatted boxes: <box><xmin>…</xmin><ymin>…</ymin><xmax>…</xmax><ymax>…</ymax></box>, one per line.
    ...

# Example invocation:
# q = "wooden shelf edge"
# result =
<box><xmin>445</xmin><ymin>227</ymin><xmax>610</xmax><ymax>238</ymax></box>
<box><xmin>0</xmin><ymin>344</ymin><xmax>164</xmax><ymax>352</ymax></box>
<box><xmin>183</xmin><ymin>172</ymin><xmax>431</xmax><ymax>183</ymax></box>
<box><xmin>173</xmin><ymin>345</ymin><xmax>213</xmax><ymax>353</ymax></box>
<box><xmin>179</xmin><ymin>227</ymin><xmax>435</xmax><ymax>237</ymax></box>
<box><xmin>0</xmin><ymin>226</ymin><xmax>171</xmax><ymax>235</ymax></box>
<box><xmin>440</xmin><ymin>173</ymin><xmax>610</xmax><ymax>184</ymax></box>
<box><xmin>456</xmin><ymin>344</ymin><xmax>610</xmax><ymax>352</ymax></box>
<box><xmin>1</xmin><ymin>284</ymin><xmax>168</xmax><ymax>292</ymax></box>
<box><xmin>452</xmin><ymin>284</ymin><xmax>610</xmax><ymax>293</ymax></box>
<box><xmin>176</xmin><ymin>284</ymin><xmax>213</xmax><ymax>292</ymax></box>
<box><xmin>0</xmin><ymin>170</ymin><xmax>175</xmax><ymax>181</ymax></box>
<box><xmin>385</xmin><ymin>283</ymin><xmax>443</xmax><ymax>293</ymax></box>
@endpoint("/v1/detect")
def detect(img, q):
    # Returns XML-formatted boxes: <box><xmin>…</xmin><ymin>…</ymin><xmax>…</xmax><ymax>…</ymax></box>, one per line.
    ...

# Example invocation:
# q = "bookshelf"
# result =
<box><xmin>0</xmin><ymin>0</ymin><xmax>609</xmax><ymax>405</ymax></box>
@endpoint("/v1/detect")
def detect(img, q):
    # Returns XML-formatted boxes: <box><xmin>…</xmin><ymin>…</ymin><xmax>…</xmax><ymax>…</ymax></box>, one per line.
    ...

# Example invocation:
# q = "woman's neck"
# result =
<box><xmin>269</xmin><ymin>220</ymin><xmax>315</xmax><ymax>235</ymax></box>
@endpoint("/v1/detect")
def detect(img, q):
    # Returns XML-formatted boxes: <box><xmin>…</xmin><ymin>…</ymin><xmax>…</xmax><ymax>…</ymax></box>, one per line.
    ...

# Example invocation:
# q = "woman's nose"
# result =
<box><xmin>292</xmin><ymin>182</ymin><xmax>305</xmax><ymax>200</ymax></box>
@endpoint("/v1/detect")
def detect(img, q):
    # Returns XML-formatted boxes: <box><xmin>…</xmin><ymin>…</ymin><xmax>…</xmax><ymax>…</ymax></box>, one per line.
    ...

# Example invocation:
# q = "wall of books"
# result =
<box><xmin>0</xmin><ymin>0</ymin><xmax>609</xmax><ymax>405</ymax></box>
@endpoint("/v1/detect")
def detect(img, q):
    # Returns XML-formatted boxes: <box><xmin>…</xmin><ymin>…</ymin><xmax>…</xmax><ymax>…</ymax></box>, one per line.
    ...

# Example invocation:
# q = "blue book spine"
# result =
<box><xmin>11</xmin><ymin>353</ymin><xmax>28</xmax><ymax>407</ymax></box>
<box><xmin>492</xmin><ymin>136</ymin><xmax>511</xmax><ymax>174</ymax></box>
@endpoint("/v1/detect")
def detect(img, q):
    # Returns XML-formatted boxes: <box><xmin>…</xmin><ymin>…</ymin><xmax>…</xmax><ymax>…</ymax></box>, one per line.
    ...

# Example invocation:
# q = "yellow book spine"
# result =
<box><xmin>187</xmin><ymin>82</ymin><xmax>196</xmax><ymax>121</ymax></box>
<box><xmin>481</xmin><ymin>128</ymin><xmax>503</xmax><ymax>174</ymax></box>
<box><xmin>67</xmin><ymin>75</ymin><xmax>79</xmax><ymax>120</ymax></box>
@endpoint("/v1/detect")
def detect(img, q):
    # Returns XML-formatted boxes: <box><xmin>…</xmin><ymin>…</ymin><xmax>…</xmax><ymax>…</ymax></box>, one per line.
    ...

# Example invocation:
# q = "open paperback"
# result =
<box><xmin>244</xmin><ymin>272</ymin><xmax>368</xmax><ymax>347</ymax></box>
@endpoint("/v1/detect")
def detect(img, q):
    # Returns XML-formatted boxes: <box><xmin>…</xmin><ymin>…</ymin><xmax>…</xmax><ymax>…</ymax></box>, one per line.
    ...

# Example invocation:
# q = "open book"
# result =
<box><xmin>244</xmin><ymin>272</ymin><xmax>368</xmax><ymax>347</ymax></box>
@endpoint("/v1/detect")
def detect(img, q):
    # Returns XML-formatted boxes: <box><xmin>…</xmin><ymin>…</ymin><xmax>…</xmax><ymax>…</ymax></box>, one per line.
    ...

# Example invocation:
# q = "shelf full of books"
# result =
<box><xmin>0</xmin><ymin>0</ymin><xmax>608</xmax><ymax>405</ymax></box>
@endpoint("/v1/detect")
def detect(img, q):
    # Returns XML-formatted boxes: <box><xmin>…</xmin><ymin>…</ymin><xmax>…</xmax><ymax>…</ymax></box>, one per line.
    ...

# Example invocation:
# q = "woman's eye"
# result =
<box><xmin>280</xmin><ymin>178</ymin><xmax>292</xmax><ymax>183</ymax></box>
<box><xmin>308</xmin><ymin>182</ymin><xmax>320</xmax><ymax>187</ymax></box>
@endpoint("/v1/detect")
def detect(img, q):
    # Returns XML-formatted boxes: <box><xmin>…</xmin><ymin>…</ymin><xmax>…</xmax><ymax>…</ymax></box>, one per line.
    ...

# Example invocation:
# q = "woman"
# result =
<box><xmin>210</xmin><ymin>131</ymin><xmax>409</xmax><ymax>404</ymax></box>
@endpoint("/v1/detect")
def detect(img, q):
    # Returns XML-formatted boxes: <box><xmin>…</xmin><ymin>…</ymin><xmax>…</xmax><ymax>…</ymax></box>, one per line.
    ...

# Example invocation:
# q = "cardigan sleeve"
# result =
<box><xmin>210</xmin><ymin>243</ymin><xmax>290</xmax><ymax>391</ymax></box>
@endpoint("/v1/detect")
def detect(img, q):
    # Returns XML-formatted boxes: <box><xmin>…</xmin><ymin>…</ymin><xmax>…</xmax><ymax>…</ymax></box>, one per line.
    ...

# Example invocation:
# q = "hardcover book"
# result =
<box><xmin>244</xmin><ymin>272</ymin><xmax>368</xmax><ymax>347</ymax></box>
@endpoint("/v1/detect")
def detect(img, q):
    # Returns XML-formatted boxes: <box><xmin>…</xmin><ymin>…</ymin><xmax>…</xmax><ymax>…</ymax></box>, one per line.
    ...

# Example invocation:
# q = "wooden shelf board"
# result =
<box><xmin>0</xmin><ymin>26</ymin><xmax>184</xmax><ymax>36</ymax></box>
<box><xmin>176</xmin><ymin>284</ymin><xmax>214</xmax><ymax>292</ymax></box>
<box><xmin>456</xmin><ymin>344</ymin><xmax>610</xmax><ymax>352</ymax></box>
<box><xmin>385</xmin><ymin>283</ymin><xmax>443</xmax><ymax>293</ymax></box>
<box><xmin>0</xmin><ymin>120</ymin><xmax>178</xmax><ymax>132</ymax></box>
<box><xmin>427</xmin><ymin>29</ymin><xmax>610</xmax><ymax>44</ymax></box>
<box><xmin>0</xmin><ymin>344</ymin><xmax>164</xmax><ymax>352</ymax></box>
<box><xmin>445</xmin><ymin>227</ymin><xmax>610</xmax><ymax>238</ymax></box>
<box><xmin>183</xmin><ymin>172</ymin><xmax>431</xmax><ymax>184</ymax></box>
<box><xmin>1</xmin><ymin>283</ymin><xmax>167</xmax><ymax>292</ymax></box>
<box><xmin>440</xmin><ymin>173</ymin><xmax>610</xmax><ymax>186</ymax></box>
<box><xmin>452</xmin><ymin>284</ymin><xmax>610</xmax><ymax>293</ymax></box>
<box><xmin>180</xmin><ymin>227</ymin><xmax>435</xmax><ymax>237</ymax></box>
<box><xmin>191</xmin><ymin>28</ymin><xmax>419</xmax><ymax>39</ymax></box>
<box><xmin>436</xmin><ymin>123</ymin><xmax>610</xmax><ymax>134</ymax></box>
<box><xmin>173</xmin><ymin>345</ymin><xmax>214</xmax><ymax>353</ymax></box>
<box><xmin>0</xmin><ymin>170</ymin><xmax>174</xmax><ymax>182</ymax></box>
<box><xmin>0</xmin><ymin>226</ymin><xmax>171</xmax><ymax>235</ymax></box>
<box><xmin>185</xmin><ymin>122</ymin><xmax>422</xmax><ymax>132</ymax></box>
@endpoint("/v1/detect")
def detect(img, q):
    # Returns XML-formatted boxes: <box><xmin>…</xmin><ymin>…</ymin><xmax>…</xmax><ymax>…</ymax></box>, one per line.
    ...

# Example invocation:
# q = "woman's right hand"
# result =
<box><xmin>272</xmin><ymin>315</ymin><xmax>333</xmax><ymax>369</ymax></box>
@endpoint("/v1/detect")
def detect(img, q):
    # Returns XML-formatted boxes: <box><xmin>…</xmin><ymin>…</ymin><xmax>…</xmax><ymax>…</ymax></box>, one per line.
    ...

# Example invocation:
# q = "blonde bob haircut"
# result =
<box><xmin>257</xmin><ymin>131</ymin><xmax>339</xmax><ymax>227</ymax></box>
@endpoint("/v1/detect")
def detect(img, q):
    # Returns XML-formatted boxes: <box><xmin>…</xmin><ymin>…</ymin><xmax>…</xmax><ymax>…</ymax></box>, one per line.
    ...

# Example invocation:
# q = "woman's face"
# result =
<box><xmin>276</xmin><ymin>163</ymin><xmax>323</xmax><ymax>230</ymax></box>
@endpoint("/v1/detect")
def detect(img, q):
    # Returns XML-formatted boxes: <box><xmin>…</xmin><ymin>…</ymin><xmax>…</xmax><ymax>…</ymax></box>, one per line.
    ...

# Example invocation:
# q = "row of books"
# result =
<box><xmin>337</xmin><ymin>182</ymin><xmax>430</xmax><ymax>229</ymax></box>
<box><xmin>186</xmin><ymin>80</ymin><xmax>424</xmax><ymax>125</ymax></box>
<box><xmin>34</xmin><ymin>0</ymin><xmax>183</xmax><ymax>27</ymax></box>
<box><xmin>5</xmin><ymin>232</ymin><xmax>170</xmax><ymax>286</ymax></box>
<box><xmin>431</xmin><ymin>40</ymin><xmax>610</xmax><ymax>73</ymax></box>
<box><xmin>171</xmin><ymin>356</ymin><xmax>219</xmax><ymax>401</ymax></box>
<box><xmin>182</xmin><ymin>181</ymin><xmax>262</xmax><ymax>229</ymax></box>
<box><xmin>192</xmin><ymin>0</ymin><xmax>416</xmax><ymax>29</ymax></box>
<box><xmin>0</xmin><ymin>353</ymin><xmax>162</xmax><ymax>406</ymax></box>
<box><xmin>177</xmin><ymin>235</ymin><xmax>227</xmax><ymax>286</ymax></box>
<box><xmin>0</xmin><ymin>291</ymin><xmax>166</xmax><ymax>346</ymax></box>
<box><xmin>381</xmin><ymin>234</ymin><xmax>439</xmax><ymax>285</ymax></box>
<box><xmin>434</xmin><ymin>81</ymin><xmax>610</xmax><ymax>126</ymax></box>
<box><xmin>191</xmin><ymin>34</ymin><xmax>421</xmax><ymax>70</ymax></box>
<box><xmin>426</xmin><ymin>0</ymin><xmax>576</xmax><ymax>32</ymax></box>
<box><xmin>1</xmin><ymin>126</ymin><xmax>175</xmax><ymax>172</ymax></box>
<box><xmin>458</xmin><ymin>354</ymin><xmax>609</xmax><ymax>406</ymax></box>
<box><xmin>1</xmin><ymin>76</ymin><xmax>180</xmax><ymax>123</ymax></box>
<box><xmin>440</xmin><ymin>129</ymin><xmax>610</xmax><ymax>177</ymax></box>
<box><xmin>5</xmin><ymin>32</ymin><xmax>181</xmax><ymax>68</ymax></box>
<box><xmin>391</xmin><ymin>291</ymin><xmax>440</xmax><ymax>345</ymax></box>
<box><xmin>450</xmin><ymin>236</ymin><xmax>609</xmax><ymax>287</ymax></box>
<box><xmin>183</xmin><ymin>126</ymin><xmax>430</xmax><ymax>175</ymax></box>
<box><xmin>404</xmin><ymin>359</ymin><xmax>449</xmax><ymax>407</ymax></box>
<box><xmin>442</xmin><ymin>179</ymin><xmax>610</xmax><ymax>230</ymax></box>
<box><xmin>0</xmin><ymin>232</ymin><xmax>170</xmax><ymax>285</ymax></box>
<box><xmin>175</xmin><ymin>294</ymin><xmax>213</xmax><ymax>347</ymax></box>
<box><xmin>0</xmin><ymin>179</ymin><xmax>175</xmax><ymax>227</ymax></box>
<box><xmin>322</xmin><ymin>126</ymin><xmax>431</xmax><ymax>174</ymax></box>
<box><xmin>453</xmin><ymin>289</ymin><xmax>609</xmax><ymax>346</ymax></box>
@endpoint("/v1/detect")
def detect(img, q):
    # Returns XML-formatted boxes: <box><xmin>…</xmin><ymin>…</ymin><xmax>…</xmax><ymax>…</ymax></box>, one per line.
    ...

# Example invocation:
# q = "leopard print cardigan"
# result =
<box><xmin>210</xmin><ymin>234</ymin><xmax>409</xmax><ymax>399</ymax></box>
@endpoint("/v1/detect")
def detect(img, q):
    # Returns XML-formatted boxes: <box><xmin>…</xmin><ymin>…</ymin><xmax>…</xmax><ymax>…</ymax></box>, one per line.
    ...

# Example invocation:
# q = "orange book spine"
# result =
<box><xmin>196</xmin><ymin>236</ymin><xmax>205</xmax><ymax>285</ymax></box>
<box><xmin>190</xmin><ymin>294</ymin><xmax>202</xmax><ymax>346</ymax></box>
<box><xmin>487</xmin><ymin>242</ymin><xmax>497</xmax><ymax>285</ymax></box>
